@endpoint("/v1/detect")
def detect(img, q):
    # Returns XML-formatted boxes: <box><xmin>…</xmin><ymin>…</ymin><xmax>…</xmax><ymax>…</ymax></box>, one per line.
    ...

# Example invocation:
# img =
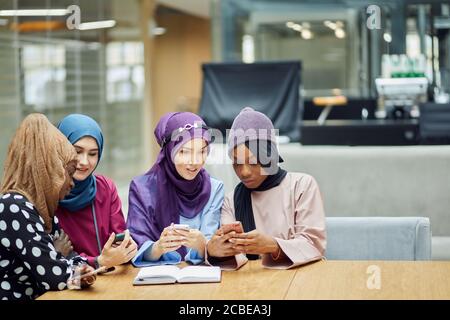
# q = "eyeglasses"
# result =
<box><xmin>161</xmin><ymin>122</ymin><xmax>210</xmax><ymax>147</ymax></box>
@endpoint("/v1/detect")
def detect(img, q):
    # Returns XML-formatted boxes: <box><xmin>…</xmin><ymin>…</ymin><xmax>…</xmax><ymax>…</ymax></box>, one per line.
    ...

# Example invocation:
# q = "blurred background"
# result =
<box><xmin>1</xmin><ymin>0</ymin><xmax>450</xmax><ymax>259</ymax></box>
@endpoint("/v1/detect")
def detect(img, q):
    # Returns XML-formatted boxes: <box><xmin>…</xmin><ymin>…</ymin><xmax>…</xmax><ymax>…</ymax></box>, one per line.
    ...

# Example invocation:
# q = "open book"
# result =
<box><xmin>133</xmin><ymin>265</ymin><xmax>222</xmax><ymax>285</ymax></box>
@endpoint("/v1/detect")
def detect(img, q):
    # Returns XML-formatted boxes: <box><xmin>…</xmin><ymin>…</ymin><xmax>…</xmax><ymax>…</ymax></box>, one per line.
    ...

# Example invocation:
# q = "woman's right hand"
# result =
<box><xmin>78</xmin><ymin>264</ymin><xmax>97</xmax><ymax>288</ymax></box>
<box><xmin>67</xmin><ymin>264</ymin><xmax>97</xmax><ymax>289</ymax></box>
<box><xmin>97</xmin><ymin>230</ymin><xmax>138</xmax><ymax>268</ymax></box>
<box><xmin>151</xmin><ymin>225</ymin><xmax>187</xmax><ymax>260</ymax></box>
<box><xmin>206</xmin><ymin>229</ymin><xmax>240</xmax><ymax>258</ymax></box>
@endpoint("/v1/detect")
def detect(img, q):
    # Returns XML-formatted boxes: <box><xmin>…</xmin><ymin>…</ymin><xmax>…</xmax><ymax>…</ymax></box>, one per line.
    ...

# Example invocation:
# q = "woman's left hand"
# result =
<box><xmin>229</xmin><ymin>230</ymin><xmax>279</xmax><ymax>255</ymax></box>
<box><xmin>53</xmin><ymin>229</ymin><xmax>73</xmax><ymax>257</ymax></box>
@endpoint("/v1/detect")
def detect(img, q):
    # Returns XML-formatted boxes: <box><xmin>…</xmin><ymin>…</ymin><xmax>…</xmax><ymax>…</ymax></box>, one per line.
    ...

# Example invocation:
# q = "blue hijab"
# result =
<box><xmin>57</xmin><ymin>114</ymin><xmax>104</xmax><ymax>212</ymax></box>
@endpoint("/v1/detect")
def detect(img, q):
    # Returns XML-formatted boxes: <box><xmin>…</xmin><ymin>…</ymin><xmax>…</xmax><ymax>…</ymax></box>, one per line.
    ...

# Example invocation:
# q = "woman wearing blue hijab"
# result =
<box><xmin>55</xmin><ymin>114</ymin><xmax>137</xmax><ymax>270</ymax></box>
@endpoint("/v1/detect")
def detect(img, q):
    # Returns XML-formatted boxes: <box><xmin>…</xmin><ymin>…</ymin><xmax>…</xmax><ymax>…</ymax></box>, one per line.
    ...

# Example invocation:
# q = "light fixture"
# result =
<box><xmin>148</xmin><ymin>20</ymin><xmax>166</xmax><ymax>37</ymax></box>
<box><xmin>242</xmin><ymin>34</ymin><xmax>255</xmax><ymax>63</ymax></box>
<box><xmin>292</xmin><ymin>24</ymin><xmax>302</xmax><ymax>32</ymax></box>
<box><xmin>324</xmin><ymin>20</ymin><xmax>337</xmax><ymax>30</ymax></box>
<box><xmin>0</xmin><ymin>9</ymin><xmax>68</xmax><ymax>16</ymax></box>
<box><xmin>301</xmin><ymin>29</ymin><xmax>313</xmax><ymax>40</ymax></box>
<box><xmin>286</xmin><ymin>21</ymin><xmax>295</xmax><ymax>28</ymax></box>
<box><xmin>335</xmin><ymin>28</ymin><xmax>346</xmax><ymax>39</ymax></box>
<box><xmin>286</xmin><ymin>21</ymin><xmax>302</xmax><ymax>32</ymax></box>
<box><xmin>383</xmin><ymin>32</ymin><xmax>392</xmax><ymax>43</ymax></box>
<box><xmin>152</xmin><ymin>27</ymin><xmax>166</xmax><ymax>35</ymax></box>
<box><xmin>77</xmin><ymin>20</ymin><xmax>116</xmax><ymax>30</ymax></box>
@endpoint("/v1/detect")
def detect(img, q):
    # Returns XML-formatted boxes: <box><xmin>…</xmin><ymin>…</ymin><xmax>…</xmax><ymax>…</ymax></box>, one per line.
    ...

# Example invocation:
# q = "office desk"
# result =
<box><xmin>39</xmin><ymin>260</ymin><xmax>450</xmax><ymax>300</ymax></box>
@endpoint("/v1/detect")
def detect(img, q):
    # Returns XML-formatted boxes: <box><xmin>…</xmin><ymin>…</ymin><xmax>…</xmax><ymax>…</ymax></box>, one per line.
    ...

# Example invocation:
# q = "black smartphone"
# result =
<box><xmin>114</xmin><ymin>232</ymin><xmax>125</xmax><ymax>243</ymax></box>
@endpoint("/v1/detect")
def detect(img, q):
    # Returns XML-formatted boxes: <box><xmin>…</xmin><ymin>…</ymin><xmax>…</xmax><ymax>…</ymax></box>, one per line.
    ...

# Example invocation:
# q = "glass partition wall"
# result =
<box><xmin>0</xmin><ymin>0</ymin><xmax>146</xmax><ymax>211</ymax></box>
<box><xmin>211</xmin><ymin>0</ymin><xmax>450</xmax><ymax>100</ymax></box>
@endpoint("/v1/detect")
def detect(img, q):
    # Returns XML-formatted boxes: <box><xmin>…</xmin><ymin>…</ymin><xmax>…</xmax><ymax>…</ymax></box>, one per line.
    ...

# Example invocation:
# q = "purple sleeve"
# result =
<box><xmin>126</xmin><ymin>179</ymin><xmax>156</xmax><ymax>248</ymax></box>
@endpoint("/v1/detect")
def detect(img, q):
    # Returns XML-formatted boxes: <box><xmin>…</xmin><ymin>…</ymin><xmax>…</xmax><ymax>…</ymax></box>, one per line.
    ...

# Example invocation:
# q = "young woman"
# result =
<box><xmin>0</xmin><ymin>114</ymin><xmax>96</xmax><ymax>300</ymax></box>
<box><xmin>206</xmin><ymin>107</ymin><xmax>326</xmax><ymax>270</ymax></box>
<box><xmin>127</xmin><ymin>112</ymin><xmax>224</xmax><ymax>266</ymax></box>
<box><xmin>55</xmin><ymin>114</ymin><xmax>137</xmax><ymax>269</ymax></box>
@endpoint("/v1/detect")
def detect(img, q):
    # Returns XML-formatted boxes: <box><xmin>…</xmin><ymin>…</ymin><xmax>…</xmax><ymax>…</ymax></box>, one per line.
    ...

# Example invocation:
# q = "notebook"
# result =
<box><xmin>133</xmin><ymin>265</ymin><xmax>222</xmax><ymax>285</ymax></box>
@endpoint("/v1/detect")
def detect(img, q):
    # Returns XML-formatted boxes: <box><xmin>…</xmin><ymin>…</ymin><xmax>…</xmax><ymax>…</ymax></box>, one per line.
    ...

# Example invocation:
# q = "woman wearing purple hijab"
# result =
<box><xmin>127</xmin><ymin>112</ymin><xmax>224</xmax><ymax>266</ymax></box>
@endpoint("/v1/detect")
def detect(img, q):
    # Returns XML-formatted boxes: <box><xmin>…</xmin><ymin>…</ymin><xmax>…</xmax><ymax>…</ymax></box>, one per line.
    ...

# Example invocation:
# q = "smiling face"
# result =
<box><xmin>73</xmin><ymin>136</ymin><xmax>99</xmax><ymax>181</ymax></box>
<box><xmin>173</xmin><ymin>138</ymin><xmax>208</xmax><ymax>180</ymax></box>
<box><xmin>232</xmin><ymin>143</ymin><xmax>268</xmax><ymax>189</ymax></box>
<box><xmin>59</xmin><ymin>160</ymin><xmax>77</xmax><ymax>200</ymax></box>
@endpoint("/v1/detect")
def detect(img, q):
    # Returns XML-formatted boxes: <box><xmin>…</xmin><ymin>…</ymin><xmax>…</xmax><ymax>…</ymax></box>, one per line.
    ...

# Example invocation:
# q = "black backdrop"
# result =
<box><xmin>199</xmin><ymin>61</ymin><xmax>302</xmax><ymax>142</ymax></box>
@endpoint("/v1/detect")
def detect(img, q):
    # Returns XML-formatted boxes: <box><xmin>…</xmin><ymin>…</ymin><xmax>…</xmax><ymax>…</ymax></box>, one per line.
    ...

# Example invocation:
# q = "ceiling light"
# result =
<box><xmin>292</xmin><ymin>24</ymin><xmax>302</xmax><ymax>32</ymax></box>
<box><xmin>324</xmin><ymin>20</ymin><xmax>337</xmax><ymax>30</ymax></box>
<box><xmin>335</xmin><ymin>28</ymin><xmax>346</xmax><ymax>38</ymax></box>
<box><xmin>383</xmin><ymin>32</ymin><xmax>392</xmax><ymax>43</ymax></box>
<box><xmin>77</xmin><ymin>20</ymin><xmax>116</xmax><ymax>30</ymax></box>
<box><xmin>0</xmin><ymin>9</ymin><xmax>68</xmax><ymax>16</ymax></box>
<box><xmin>301</xmin><ymin>29</ymin><xmax>313</xmax><ymax>39</ymax></box>
<box><xmin>286</xmin><ymin>21</ymin><xmax>295</xmax><ymax>28</ymax></box>
<box><xmin>152</xmin><ymin>27</ymin><xmax>166</xmax><ymax>35</ymax></box>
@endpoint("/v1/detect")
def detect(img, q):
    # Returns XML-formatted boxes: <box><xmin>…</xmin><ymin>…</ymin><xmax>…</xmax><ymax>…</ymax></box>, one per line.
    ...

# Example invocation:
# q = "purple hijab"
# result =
<box><xmin>145</xmin><ymin>112</ymin><xmax>212</xmax><ymax>240</ymax></box>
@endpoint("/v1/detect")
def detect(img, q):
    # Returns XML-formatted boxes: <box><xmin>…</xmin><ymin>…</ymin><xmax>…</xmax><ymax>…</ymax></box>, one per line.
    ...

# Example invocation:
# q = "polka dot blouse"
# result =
<box><xmin>0</xmin><ymin>192</ymin><xmax>87</xmax><ymax>300</ymax></box>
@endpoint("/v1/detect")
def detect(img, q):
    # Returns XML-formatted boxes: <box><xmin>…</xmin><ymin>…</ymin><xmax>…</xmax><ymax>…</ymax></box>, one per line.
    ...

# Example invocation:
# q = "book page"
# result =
<box><xmin>136</xmin><ymin>265</ymin><xmax>180</xmax><ymax>280</ymax></box>
<box><xmin>177</xmin><ymin>266</ymin><xmax>221</xmax><ymax>283</ymax></box>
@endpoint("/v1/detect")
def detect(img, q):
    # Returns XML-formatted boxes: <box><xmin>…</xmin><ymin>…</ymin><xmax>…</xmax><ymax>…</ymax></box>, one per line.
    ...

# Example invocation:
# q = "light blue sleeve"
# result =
<box><xmin>131</xmin><ymin>240</ymin><xmax>181</xmax><ymax>267</ymax></box>
<box><xmin>185</xmin><ymin>180</ymin><xmax>224</xmax><ymax>265</ymax></box>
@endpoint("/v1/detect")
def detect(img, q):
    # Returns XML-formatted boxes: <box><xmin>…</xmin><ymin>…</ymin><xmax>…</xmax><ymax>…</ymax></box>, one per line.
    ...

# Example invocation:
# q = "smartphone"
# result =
<box><xmin>114</xmin><ymin>232</ymin><xmax>125</xmax><ymax>243</ymax></box>
<box><xmin>173</xmin><ymin>224</ymin><xmax>190</xmax><ymax>230</ymax></box>
<box><xmin>220</xmin><ymin>221</ymin><xmax>244</xmax><ymax>234</ymax></box>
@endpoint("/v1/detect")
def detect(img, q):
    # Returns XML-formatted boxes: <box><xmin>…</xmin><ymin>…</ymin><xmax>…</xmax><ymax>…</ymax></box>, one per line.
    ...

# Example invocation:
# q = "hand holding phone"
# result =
<box><xmin>171</xmin><ymin>223</ymin><xmax>190</xmax><ymax>236</ymax></box>
<box><xmin>220</xmin><ymin>221</ymin><xmax>244</xmax><ymax>235</ymax></box>
<box><xmin>114</xmin><ymin>232</ymin><xmax>125</xmax><ymax>243</ymax></box>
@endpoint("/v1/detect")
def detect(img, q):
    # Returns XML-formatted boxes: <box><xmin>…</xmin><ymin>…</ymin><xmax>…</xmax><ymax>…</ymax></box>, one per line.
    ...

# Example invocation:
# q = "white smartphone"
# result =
<box><xmin>173</xmin><ymin>224</ymin><xmax>190</xmax><ymax>230</ymax></box>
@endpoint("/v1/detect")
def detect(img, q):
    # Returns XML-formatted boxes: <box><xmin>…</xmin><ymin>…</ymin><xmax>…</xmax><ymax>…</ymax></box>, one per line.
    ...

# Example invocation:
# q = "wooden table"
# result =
<box><xmin>39</xmin><ymin>260</ymin><xmax>450</xmax><ymax>300</ymax></box>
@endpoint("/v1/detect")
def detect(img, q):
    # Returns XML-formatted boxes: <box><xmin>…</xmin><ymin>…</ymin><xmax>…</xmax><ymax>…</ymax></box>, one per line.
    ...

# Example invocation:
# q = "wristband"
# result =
<box><xmin>94</xmin><ymin>256</ymin><xmax>101</xmax><ymax>269</ymax></box>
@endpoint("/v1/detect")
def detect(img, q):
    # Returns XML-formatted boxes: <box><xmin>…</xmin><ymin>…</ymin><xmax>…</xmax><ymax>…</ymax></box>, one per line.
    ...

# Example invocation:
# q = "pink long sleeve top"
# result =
<box><xmin>206</xmin><ymin>172</ymin><xmax>327</xmax><ymax>270</ymax></box>
<box><xmin>55</xmin><ymin>175</ymin><xmax>126</xmax><ymax>267</ymax></box>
